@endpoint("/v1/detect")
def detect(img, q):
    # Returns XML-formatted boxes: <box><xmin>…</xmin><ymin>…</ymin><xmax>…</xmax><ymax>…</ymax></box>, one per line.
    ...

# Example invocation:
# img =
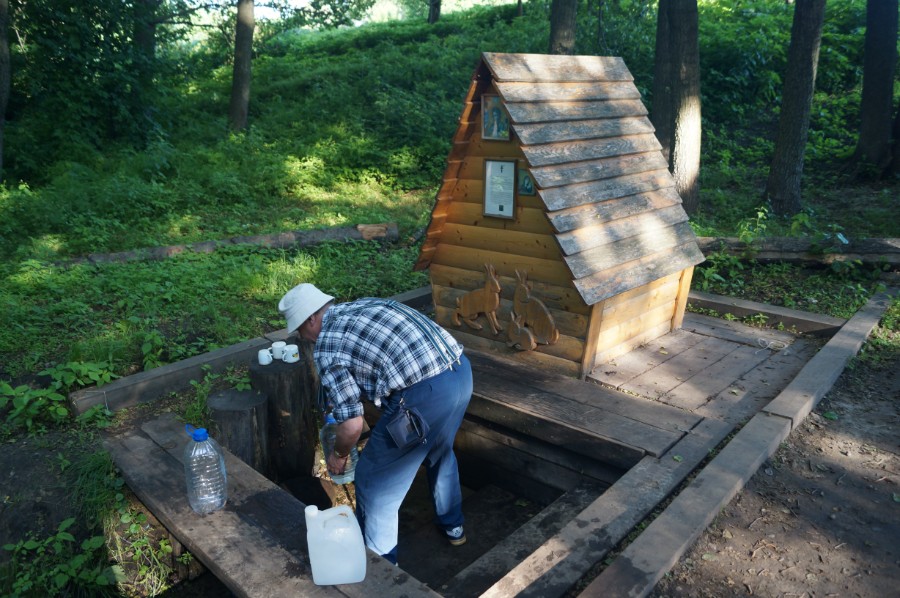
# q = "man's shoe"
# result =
<box><xmin>445</xmin><ymin>525</ymin><xmax>466</xmax><ymax>546</ymax></box>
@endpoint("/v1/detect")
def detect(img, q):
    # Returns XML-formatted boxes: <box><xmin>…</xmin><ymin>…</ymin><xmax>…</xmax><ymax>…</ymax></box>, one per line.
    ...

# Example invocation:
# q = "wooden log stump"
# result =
<box><xmin>249</xmin><ymin>342</ymin><xmax>319</xmax><ymax>482</ymax></box>
<box><xmin>209</xmin><ymin>388</ymin><xmax>270</xmax><ymax>476</ymax></box>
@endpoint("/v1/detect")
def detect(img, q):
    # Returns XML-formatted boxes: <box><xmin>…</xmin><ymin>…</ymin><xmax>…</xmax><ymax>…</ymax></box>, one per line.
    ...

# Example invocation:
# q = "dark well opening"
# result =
<box><xmin>280</xmin><ymin>410</ymin><xmax>628</xmax><ymax>596</ymax></box>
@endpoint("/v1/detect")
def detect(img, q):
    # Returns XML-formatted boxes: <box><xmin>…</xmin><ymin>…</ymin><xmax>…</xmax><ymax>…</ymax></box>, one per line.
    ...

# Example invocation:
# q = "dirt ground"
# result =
<box><xmin>2</xmin><ymin>343</ymin><xmax>898</xmax><ymax>597</ymax></box>
<box><xmin>652</xmin><ymin>346</ymin><xmax>900</xmax><ymax>598</ymax></box>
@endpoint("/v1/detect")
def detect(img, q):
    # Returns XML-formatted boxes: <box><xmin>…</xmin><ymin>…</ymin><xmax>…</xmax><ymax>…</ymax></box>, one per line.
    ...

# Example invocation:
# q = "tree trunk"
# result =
<box><xmin>764</xmin><ymin>0</ymin><xmax>826</xmax><ymax>216</ymax></box>
<box><xmin>853</xmin><ymin>0</ymin><xmax>898</xmax><ymax>178</ymax></box>
<box><xmin>651</xmin><ymin>0</ymin><xmax>701</xmax><ymax>214</ymax></box>
<box><xmin>669</xmin><ymin>0</ymin><xmax>701</xmax><ymax>214</ymax></box>
<box><xmin>651</xmin><ymin>0</ymin><xmax>674</xmax><ymax>166</ymax></box>
<box><xmin>428</xmin><ymin>0</ymin><xmax>441</xmax><ymax>24</ymax></box>
<box><xmin>132</xmin><ymin>0</ymin><xmax>160</xmax><ymax>133</ymax></box>
<box><xmin>228</xmin><ymin>0</ymin><xmax>255</xmax><ymax>132</ymax></box>
<box><xmin>549</xmin><ymin>0</ymin><xmax>578</xmax><ymax>55</ymax></box>
<box><xmin>893</xmin><ymin>100</ymin><xmax>900</xmax><ymax>177</ymax></box>
<box><xmin>0</xmin><ymin>0</ymin><xmax>10</xmax><ymax>181</ymax></box>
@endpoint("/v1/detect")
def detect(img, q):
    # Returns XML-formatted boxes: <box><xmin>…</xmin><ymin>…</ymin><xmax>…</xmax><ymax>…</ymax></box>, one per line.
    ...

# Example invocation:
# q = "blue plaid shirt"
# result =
<box><xmin>314</xmin><ymin>298</ymin><xmax>463</xmax><ymax>422</ymax></box>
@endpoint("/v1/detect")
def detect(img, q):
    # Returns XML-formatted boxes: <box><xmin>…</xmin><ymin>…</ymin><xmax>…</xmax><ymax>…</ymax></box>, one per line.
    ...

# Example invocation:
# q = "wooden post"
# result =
<box><xmin>671</xmin><ymin>266</ymin><xmax>694</xmax><ymax>330</ymax></box>
<box><xmin>209</xmin><ymin>389</ymin><xmax>270</xmax><ymax>476</ymax></box>
<box><xmin>248</xmin><ymin>341</ymin><xmax>319</xmax><ymax>482</ymax></box>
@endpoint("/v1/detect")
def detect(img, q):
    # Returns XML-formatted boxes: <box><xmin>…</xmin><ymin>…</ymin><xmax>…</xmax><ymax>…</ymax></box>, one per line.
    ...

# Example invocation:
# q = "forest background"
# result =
<box><xmin>0</xmin><ymin>0</ymin><xmax>898</xmax><ymax>595</ymax></box>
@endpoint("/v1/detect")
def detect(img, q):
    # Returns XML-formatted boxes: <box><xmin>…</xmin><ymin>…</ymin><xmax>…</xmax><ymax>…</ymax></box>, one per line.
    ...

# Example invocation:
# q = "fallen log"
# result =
<box><xmin>696</xmin><ymin>236</ymin><xmax>900</xmax><ymax>268</ymax></box>
<box><xmin>61</xmin><ymin>223</ymin><xmax>400</xmax><ymax>267</ymax></box>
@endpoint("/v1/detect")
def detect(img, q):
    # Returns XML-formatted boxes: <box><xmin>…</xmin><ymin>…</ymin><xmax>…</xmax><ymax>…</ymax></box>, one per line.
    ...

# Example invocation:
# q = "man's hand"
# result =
<box><xmin>326</xmin><ymin>450</ymin><xmax>349</xmax><ymax>475</ymax></box>
<box><xmin>325</xmin><ymin>415</ymin><xmax>363</xmax><ymax>475</ymax></box>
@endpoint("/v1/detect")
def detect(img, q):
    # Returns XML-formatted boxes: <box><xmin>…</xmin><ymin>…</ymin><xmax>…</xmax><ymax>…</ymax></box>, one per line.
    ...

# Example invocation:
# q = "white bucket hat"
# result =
<box><xmin>278</xmin><ymin>283</ymin><xmax>334</xmax><ymax>333</ymax></box>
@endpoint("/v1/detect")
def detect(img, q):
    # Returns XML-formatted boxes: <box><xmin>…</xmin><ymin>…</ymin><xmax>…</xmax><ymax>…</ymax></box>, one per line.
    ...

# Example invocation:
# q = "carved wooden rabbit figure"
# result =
<box><xmin>452</xmin><ymin>263</ymin><xmax>503</xmax><ymax>335</ymax></box>
<box><xmin>513</xmin><ymin>270</ymin><xmax>559</xmax><ymax>345</ymax></box>
<box><xmin>507</xmin><ymin>312</ymin><xmax>537</xmax><ymax>352</ymax></box>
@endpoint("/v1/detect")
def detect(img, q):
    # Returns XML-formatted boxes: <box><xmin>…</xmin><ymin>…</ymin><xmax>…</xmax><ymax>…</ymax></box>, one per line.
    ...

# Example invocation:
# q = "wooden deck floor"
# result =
<box><xmin>590</xmin><ymin>313</ymin><xmax>821</xmax><ymax>422</ymax></box>
<box><xmin>466</xmin><ymin>312</ymin><xmax>820</xmax><ymax>475</ymax></box>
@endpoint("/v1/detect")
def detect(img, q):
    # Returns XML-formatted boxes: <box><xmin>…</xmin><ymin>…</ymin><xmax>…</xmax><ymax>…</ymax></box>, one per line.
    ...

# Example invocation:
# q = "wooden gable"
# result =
<box><xmin>416</xmin><ymin>52</ymin><xmax>704</xmax><ymax>377</ymax></box>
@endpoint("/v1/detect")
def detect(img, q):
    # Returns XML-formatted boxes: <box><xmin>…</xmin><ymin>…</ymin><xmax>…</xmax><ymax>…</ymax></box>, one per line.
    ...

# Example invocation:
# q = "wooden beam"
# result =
<box><xmin>556</xmin><ymin>206</ymin><xmax>692</xmax><ymax>258</ymax></box>
<box><xmin>515</xmin><ymin>117</ymin><xmax>657</xmax><ymax>147</ymax></box>
<box><xmin>437</xmin><ymin>223</ymin><xmax>562</xmax><ymax>261</ymax></box>
<box><xmin>496</xmin><ymin>80</ymin><xmax>641</xmax><ymax>102</ymax></box>
<box><xmin>687</xmin><ymin>290</ymin><xmax>846</xmax><ymax>336</ymax></box>
<box><xmin>579</xmin><ymin>301</ymin><xmax>606</xmax><ymax>379</ymax></box>
<box><xmin>586</xmin><ymin>414</ymin><xmax>789</xmax><ymax>598</ymax></box>
<box><xmin>540</xmin><ymin>170</ymin><xmax>676</xmax><ymax>213</ymax></box>
<box><xmin>564</xmin><ymin>222</ymin><xmax>696</xmax><ymax>283</ymax></box>
<box><xmin>696</xmin><ymin>236</ymin><xmax>900</xmax><ymax>267</ymax></box>
<box><xmin>505</xmin><ymin>99</ymin><xmax>648</xmax><ymax>124</ymax></box>
<box><xmin>671</xmin><ymin>266</ymin><xmax>694</xmax><ymax>329</ymax></box>
<box><xmin>530</xmin><ymin>150</ymin><xmax>667</xmax><ymax>189</ymax></box>
<box><xmin>522</xmin><ymin>133</ymin><xmax>662</xmax><ymax>168</ymax></box>
<box><xmin>485</xmin><ymin>53</ymin><xmax>633</xmax><ymax>83</ymax></box>
<box><xmin>545</xmin><ymin>185</ymin><xmax>681</xmax><ymax>233</ymax></box>
<box><xmin>573</xmin><ymin>242</ymin><xmax>705</xmax><ymax>306</ymax></box>
<box><xmin>763</xmin><ymin>290</ymin><xmax>895</xmax><ymax>428</ymax></box>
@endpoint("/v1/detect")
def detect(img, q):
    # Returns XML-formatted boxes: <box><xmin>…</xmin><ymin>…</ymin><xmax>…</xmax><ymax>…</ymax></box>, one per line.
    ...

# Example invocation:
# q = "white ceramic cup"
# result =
<box><xmin>271</xmin><ymin>341</ymin><xmax>287</xmax><ymax>360</ymax></box>
<box><xmin>282</xmin><ymin>344</ymin><xmax>300</xmax><ymax>363</ymax></box>
<box><xmin>258</xmin><ymin>348</ymin><xmax>273</xmax><ymax>365</ymax></box>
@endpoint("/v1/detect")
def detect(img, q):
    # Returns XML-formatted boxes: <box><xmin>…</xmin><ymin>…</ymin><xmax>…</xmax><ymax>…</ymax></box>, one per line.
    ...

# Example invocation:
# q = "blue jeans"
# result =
<box><xmin>354</xmin><ymin>353</ymin><xmax>473</xmax><ymax>564</ymax></box>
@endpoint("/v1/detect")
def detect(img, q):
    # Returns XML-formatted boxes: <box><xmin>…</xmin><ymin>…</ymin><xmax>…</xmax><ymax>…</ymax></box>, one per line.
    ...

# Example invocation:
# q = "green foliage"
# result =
<box><xmin>6</xmin><ymin>0</ymin><xmax>157</xmax><ymax>176</ymax></box>
<box><xmin>184</xmin><ymin>366</ymin><xmax>219</xmax><ymax>428</ymax></box>
<box><xmin>1</xmin><ymin>518</ymin><xmax>119</xmax><ymax>597</ymax></box>
<box><xmin>737</xmin><ymin>206</ymin><xmax>770</xmax><ymax>248</ymax></box>
<box><xmin>0</xmin><ymin>382</ymin><xmax>68</xmax><ymax>432</ymax></box>
<box><xmin>40</xmin><ymin>362</ymin><xmax>118</xmax><ymax>394</ymax></box>
<box><xmin>694</xmin><ymin>260</ymin><xmax>882</xmax><ymax>320</ymax></box>
<box><xmin>695</xmin><ymin>250</ymin><xmax>745</xmax><ymax>295</ymax></box>
<box><xmin>0</xmin><ymin>361</ymin><xmax>117</xmax><ymax>432</ymax></box>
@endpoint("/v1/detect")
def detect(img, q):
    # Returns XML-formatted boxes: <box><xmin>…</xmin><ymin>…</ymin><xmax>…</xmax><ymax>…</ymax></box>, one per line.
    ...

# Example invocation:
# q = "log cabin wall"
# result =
<box><xmin>416</xmin><ymin>53</ymin><xmax>705</xmax><ymax>379</ymax></box>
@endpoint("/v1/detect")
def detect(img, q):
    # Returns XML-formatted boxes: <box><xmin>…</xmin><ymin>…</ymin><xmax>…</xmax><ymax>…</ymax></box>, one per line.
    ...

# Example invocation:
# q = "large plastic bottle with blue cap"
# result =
<box><xmin>184</xmin><ymin>424</ymin><xmax>227</xmax><ymax>514</ymax></box>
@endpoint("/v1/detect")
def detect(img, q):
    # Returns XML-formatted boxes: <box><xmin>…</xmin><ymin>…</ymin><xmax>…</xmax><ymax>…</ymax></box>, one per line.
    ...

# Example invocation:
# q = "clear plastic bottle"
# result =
<box><xmin>184</xmin><ymin>425</ymin><xmax>228</xmax><ymax>514</ymax></box>
<box><xmin>319</xmin><ymin>413</ymin><xmax>358</xmax><ymax>484</ymax></box>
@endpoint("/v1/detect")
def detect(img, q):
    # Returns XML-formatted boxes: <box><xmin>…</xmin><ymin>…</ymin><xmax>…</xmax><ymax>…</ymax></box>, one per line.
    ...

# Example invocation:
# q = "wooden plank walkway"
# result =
<box><xmin>103</xmin><ymin>413</ymin><xmax>438</xmax><ymax>598</ymax></box>
<box><xmin>590</xmin><ymin>313</ymin><xmax>808</xmax><ymax>413</ymax></box>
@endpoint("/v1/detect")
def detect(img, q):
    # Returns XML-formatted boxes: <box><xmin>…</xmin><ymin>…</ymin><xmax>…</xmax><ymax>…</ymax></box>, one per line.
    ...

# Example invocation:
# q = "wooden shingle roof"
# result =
<box><xmin>416</xmin><ymin>52</ymin><xmax>704</xmax><ymax>306</ymax></box>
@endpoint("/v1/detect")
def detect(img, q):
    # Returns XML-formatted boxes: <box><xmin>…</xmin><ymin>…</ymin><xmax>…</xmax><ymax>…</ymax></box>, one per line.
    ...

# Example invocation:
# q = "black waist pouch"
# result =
<box><xmin>385</xmin><ymin>398</ymin><xmax>430</xmax><ymax>449</ymax></box>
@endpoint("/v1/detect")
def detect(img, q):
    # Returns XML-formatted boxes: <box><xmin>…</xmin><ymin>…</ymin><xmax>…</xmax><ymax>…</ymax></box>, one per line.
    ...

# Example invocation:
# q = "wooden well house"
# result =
<box><xmin>414</xmin><ymin>52</ymin><xmax>705</xmax><ymax>379</ymax></box>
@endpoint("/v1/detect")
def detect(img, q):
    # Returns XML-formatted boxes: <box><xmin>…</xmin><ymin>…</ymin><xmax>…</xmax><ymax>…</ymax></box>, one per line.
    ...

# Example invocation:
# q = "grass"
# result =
<box><xmin>0</xmin><ymin>0</ymin><xmax>898</xmax><ymax>594</ymax></box>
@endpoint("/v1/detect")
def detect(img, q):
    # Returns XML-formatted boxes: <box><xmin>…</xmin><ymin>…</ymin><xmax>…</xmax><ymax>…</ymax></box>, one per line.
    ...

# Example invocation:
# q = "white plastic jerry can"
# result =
<box><xmin>304</xmin><ymin>504</ymin><xmax>367</xmax><ymax>585</ymax></box>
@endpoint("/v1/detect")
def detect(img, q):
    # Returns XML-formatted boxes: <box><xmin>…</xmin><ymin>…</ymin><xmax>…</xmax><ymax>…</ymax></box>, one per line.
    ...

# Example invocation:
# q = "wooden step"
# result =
<box><xmin>467</xmin><ymin>351</ymin><xmax>702</xmax><ymax>470</ymax></box>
